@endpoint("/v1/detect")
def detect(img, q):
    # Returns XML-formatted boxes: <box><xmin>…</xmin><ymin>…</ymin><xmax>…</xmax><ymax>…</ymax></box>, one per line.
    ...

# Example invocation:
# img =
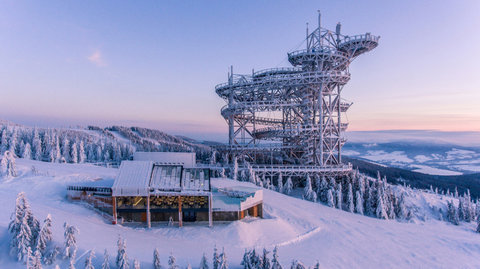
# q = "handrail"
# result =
<box><xmin>215</xmin><ymin>70</ymin><xmax>350</xmax><ymax>92</ymax></box>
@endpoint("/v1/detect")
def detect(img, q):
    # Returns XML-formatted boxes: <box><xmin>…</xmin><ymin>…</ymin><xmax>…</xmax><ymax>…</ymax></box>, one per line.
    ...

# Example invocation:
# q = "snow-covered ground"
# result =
<box><xmin>1</xmin><ymin>159</ymin><xmax>480</xmax><ymax>268</ymax></box>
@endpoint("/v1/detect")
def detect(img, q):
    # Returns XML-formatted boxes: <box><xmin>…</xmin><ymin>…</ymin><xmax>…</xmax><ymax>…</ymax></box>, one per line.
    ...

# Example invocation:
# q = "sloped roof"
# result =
<box><xmin>112</xmin><ymin>161</ymin><xmax>153</xmax><ymax>196</ymax></box>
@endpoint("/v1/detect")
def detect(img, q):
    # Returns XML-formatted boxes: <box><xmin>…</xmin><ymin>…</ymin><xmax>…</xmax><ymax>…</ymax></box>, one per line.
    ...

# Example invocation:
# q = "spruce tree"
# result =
<box><xmin>271</xmin><ymin>247</ymin><xmax>282</xmax><ymax>269</ymax></box>
<box><xmin>233</xmin><ymin>157</ymin><xmax>238</xmax><ymax>181</ymax></box>
<box><xmin>476</xmin><ymin>217</ymin><xmax>480</xmax><ymax>233</ymax></box>
<box><xmin>84</xmin><ymin>249</ymin><xmax>95</xmax><ymax>269</ymax></box>
<box><xmin>241</xmin><ymin>249</ymin><xmax>251</xmax><ymax>269</ymax></box>
<box><xmin>168</xmin><ymin>253</ymin><xmax>178</xmax><ymax>269</ymax></box>
<box><xmin>154</xmin><ymin>248</ymin><xmax>162</xmax><ymax>269</ymax></box>
<box><xmin>355</xmin><ymin>191</ymin><xmax>364</xmax><ymax>215</ymax></box>
<box><xmin>102</xmin><ymin>249</ymin><xmax>110</xmax><ymax>269</ymax></box>
<box><xmin>219</xmin><ymin>248</ymin><xmax>228</xmax><ymax>269</ymax></box>
<box><xmin>23</xmin><ymin>143</ymin><xmax>32</xmax><ymax>159</ymax></box>
<box><xmin>31</xmin><ymin>249</ymin><xmax>43</xmax><ymax>269</ymax></box>
<box><xmin>277</xmin><ymin>174</ymin><xmax>283</xmax><ymax>194</ymax></box>
<box><xmin>285</xmin><ymin>177</ymin><xmax>293</xmax><ymax>195</ymax></box>
<box><xmin>79</xmin><ymin>141</ymin><xmax>87</xmax><ymax>163</ymax></box>
<box><xmin>327</xmin><ymin>189</ymin><xmax>335</xmax><ymax>208</ymax></box>
<box><xmin>32</xmin><ymin>129</ymin><xmax>43</xmax><ymax>161</ymax></box>
<box><xmin>36</xmin><ymin>214</ymin><xmax>53</xmax><ymax>255</ymax></box>
<box><xmin>213</xmin><ymin>246</ymin><xmax>220</xmax><ymax>269</ymax></box>
<box><xmin>261</xmin><ymin>248</ymin><xmax>271</xmax><ymax>269</ymax></box>
<box><xmin>347</xmin><ymin>183</ymin><xmax>354</xmax><ymax>213</ymax></box>
<box><xmin>71</xmin><ymin>142</ymin><xmax>78</xmax><ymax>164</ymax></box>
<box><xmin>116</xmin><ymin>236</ymin><xmax>129</xmax><ymax>269</ymax></box>
<box><xmin>199</xmin><ymin>253</ymin><xmax>209</xmax><ymax>269</ymax></box>
<box><xmin>134</xmin><ymin>259</ymin><xmax>141</xmax><ymax>269</ymax></box>
<box><xmin>335</xmin><ymin>183</ymin><xmax>342</xmax><ymax>210</ymax></box>
<box><xmin>290</xmin><ymin>260</ymin><xmax>306</xmax><ymax>269</ymax></box>
<box><xmin>63</xmin><ymin>222</ymin><xmax>78</xmax><ymax>260</ymax></box>
<box><xmin>375</xmin><ymin>191</ymin><xmax>388</xmax><ymax>220</ymax></box>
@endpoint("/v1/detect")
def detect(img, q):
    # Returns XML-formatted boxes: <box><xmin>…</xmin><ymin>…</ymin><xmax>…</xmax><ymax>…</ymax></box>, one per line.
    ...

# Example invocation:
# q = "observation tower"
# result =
<box><xmin>215</xmin><ymin>13</ymin><xmax>379</xmax><ymax>181</ymax></box>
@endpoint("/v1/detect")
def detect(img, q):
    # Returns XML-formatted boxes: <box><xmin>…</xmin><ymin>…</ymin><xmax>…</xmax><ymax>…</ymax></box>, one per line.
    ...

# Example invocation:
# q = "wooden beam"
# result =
<box><xmin>178</xmin><ymin>196</ymin><xmax>183</xmax><ymax>227</ymax></box>
<box><xmin>112</xmin><ymin>197</ymin><xmax>117</xmax><ymax>225</ymax></box>
<box><xmin>146</xmin><ymin>195</ymin><xmax>151</xmax><ymax>228</ymax></box>
<box><xmin>208</xmin><ymin>194</ymin><xmax>213</xmax><ymax>227</ymax></box>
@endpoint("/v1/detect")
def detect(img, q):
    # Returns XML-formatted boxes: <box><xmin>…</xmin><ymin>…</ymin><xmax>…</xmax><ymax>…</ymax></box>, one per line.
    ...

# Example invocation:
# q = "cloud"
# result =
<box><xmin>87</xmin><ymin>50</ymin><xmax>106</xmax><ymax>67</ymax></box>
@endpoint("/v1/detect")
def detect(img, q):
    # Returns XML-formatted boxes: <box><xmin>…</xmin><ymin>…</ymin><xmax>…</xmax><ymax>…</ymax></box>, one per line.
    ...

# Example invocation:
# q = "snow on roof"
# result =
<box><xmin>112</xmin><ymin>161</ymin><xmax>210</xmax><ymax>196</ymax></box>
<box><xmin>133</xmin><ymin>152</ymin><xmax>196</xmax><ymax>167</ymax></box>
<box><xmin>212</xmin><ymin>184</ymin><xmax>263</xmax><ymax>212</ymax></box>
<box><xmin>112</xmin><ymin>161</ymin><xmax>154</xmax><ymax>196</ymax></box>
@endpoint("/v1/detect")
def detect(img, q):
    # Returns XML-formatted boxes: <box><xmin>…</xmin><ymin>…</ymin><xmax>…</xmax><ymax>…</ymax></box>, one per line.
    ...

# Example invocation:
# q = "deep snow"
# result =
<box><xmin>1</xmin><ymin>159</ymin><xmax>479</xmax><ymax>268</ymax></box>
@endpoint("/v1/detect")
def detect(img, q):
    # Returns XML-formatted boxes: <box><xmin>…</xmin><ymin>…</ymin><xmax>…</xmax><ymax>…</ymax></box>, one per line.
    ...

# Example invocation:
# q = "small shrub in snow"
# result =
<box><xmin>199</xmin><ymin>253</ymin><xmax>209</xmax><ymax>269</ymax></box>
<box><xmin>154</xmin><ymin>248</ymin><xmax>162</xmax><ymax>269</ymax></box>
<box><xmin>102</xmin><ymin>249</ymin><xmax>110</xmax><ymax>269</ymax></box>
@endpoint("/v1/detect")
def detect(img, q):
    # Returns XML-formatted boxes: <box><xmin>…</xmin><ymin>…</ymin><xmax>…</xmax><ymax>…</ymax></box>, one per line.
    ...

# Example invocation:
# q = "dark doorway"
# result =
<box><xmin>183</xmin><ymin>211</ymin><xmax>197</xmax><ymax>222</ymax></box>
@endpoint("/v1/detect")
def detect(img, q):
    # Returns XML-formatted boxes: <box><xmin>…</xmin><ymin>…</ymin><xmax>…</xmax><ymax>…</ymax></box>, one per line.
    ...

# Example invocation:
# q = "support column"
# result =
<box><xmin>146</xmin><ymin>195</ymin><xmax>151</xmax><ymax>228</ymax></box>
<box><xmin>208</xmin><ymin>194</ymin><xmax>213</xmax><ymax>227</ymax></box>
<box><xmin>112</xmin><ymin>197</ymin><xmax>117</xmax><ymax>225</ymax></box>
<box><xmin>178</xmin><ymin>196</ymin><xmax>183</xmax><ymax>227</ymax></box>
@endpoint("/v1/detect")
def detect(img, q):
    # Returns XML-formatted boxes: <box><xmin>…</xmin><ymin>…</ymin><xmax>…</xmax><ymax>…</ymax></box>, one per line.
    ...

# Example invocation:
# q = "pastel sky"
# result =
<box><xmin>1</xmin><ymin>1</ymin><xmax>479</xmax><ymax>141</ymax></box>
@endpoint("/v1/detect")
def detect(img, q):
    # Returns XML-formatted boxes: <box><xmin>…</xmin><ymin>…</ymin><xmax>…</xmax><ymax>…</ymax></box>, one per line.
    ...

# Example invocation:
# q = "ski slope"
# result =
<box><xmin>0</xmin><ymin>159</ymin><xmax>479</xmax><ymax>268</ymax></box>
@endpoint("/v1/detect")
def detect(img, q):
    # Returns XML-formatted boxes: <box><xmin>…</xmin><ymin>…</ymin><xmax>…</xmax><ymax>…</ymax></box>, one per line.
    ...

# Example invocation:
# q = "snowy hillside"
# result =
<box><xmin>0</xmin><ymin>122</ymin><xmax>212</xmax><ymax>167</ymax></box>
<box><xmin>1</xmin><ymin>159</ymin><xmax>480</xmax><ymax>268</ymax></box>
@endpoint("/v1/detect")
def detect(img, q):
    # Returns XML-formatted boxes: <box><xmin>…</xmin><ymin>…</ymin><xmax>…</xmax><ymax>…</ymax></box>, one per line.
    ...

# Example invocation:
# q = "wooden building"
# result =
<box><xmin>67</xmin><ymin>153</ymin><xmax>263</xmax><ymax>227</ymax></box>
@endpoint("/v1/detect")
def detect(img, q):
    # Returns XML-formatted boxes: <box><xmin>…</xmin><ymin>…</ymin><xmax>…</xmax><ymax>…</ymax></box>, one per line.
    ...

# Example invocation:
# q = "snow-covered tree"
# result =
<box><xmin>69</xmin><ymin>255</ymin><xmax>76</xmax><ymax>269</ymax></box>
<box><xmin>327</xmin><ymin>188</ymin><xmax>335</xmax><ymax>207</ymax></box>
<box><xmin>116</xmin><ymin>236</ymin><xmax>129</xmax><ymax>269</ymax></box>
<box><xmin>284</xmin><ymin>177</ymin><xmax>293</xmax><ymax>195</ymax></box>
<box><xmin>2</xmin><ymin>150</ymin><xmax>17</xmax><ymax>177</ymax></box>
<box><xmin>168</xmin><ymin>253</ymin><xmax>178</xmax><ymax>269</ymax></box>
<box><xmin>55</xmin><ymin>136</ymin><xmax>61</xmax><ymax>163</ymax></box>
<box><xmin>210</xmin><ymin>150</ymin><xmax>217</xmax><ymax>165</ymax></box>
<box><xmin>290</xmin><ymin>260</ymin><xmax>306</xmax><ymax>269</ymax></box>
<box><xmin>335</xmin><ymin>183</ymin><xmax>342</xmax><ymax>210</ymax></box>
<box><xmin>277</xmin><ymin>174</ymin><xmax>283</xmax><ymax>194</ymax></box>
<box><xmin>261</xmin><ymin>248</ymin><xmax>270</xmax><ymax>269</ymax></box>
<box><xmin>312</xmin><ymin>261</ymin><xmax>320</xmax><ymax>269</ymax></box>
<box><xmin>43</xmin><ymin>246</ymin><xmax>60</xmax><ymax>265</ymax></box>
<box><xmin>31</xmin><ymin>249</ymin><xmax>43</xmax><ymax>269</ymax></box>
<box><xmin>318</xmin><ymin>177</ymin><xmax>329</xmax><ymax>203</ymax></box>
<box><xmin>134</xmin><ymin>259</ymin><xmax>141</xmax><ymax>269</ymax></box>
<box><xmin>0</xmin><ymin>128</ymin><xmax>8</xmax><ymax>154</ymax></box>
<box><xmin>36</xmin><ymin>214</ymin><xmax>53</xmax><ymax>255</ymax></box>
<box><xmin>219</xmin><ymin>248</ymin><xmax>228</xmax><ymax>269</ymax></box>
<box><xmin>85</xmin><ymin>249</ymin><xmax>95</xmax><ymax>269</ymax></box>
<box><xmin>64</xmin><ymin>222</ymin><xmax>78</xmax><ymax>260</ymax></box>
<box><xmin>62</xmin><ymin>137</ymin><xmax>70</xmax><ymax>162</ymax></box>
<box><xmin>476</xmin><ymin>217</ymin><xmax>480</xmax><ymax>233</ymax></box>
<box><xmin>102</xmin><ymin>249</ymin><xmax>110</xmax><ymax>269</ymax></box>
<box><xmin>213</xmin><ymin>246</ymin><xmax>220</xmax><ymax>269</ymax></box>
<box><xmin>153</xmin><ymin>248</ymin><xmax>162</xmax><ymax>269</ymax></box>
<box><xmin>79</xmin><ymin>141</ymin><xmax>86</xmax><ymax>163</ymax></box>
<box><xmin>15</xmin><ymin>216</ymin><xmax>32</xmax><ymax>263</ymax></box>
<box><xmin>186</xmin><ymin>263</ymin><xmax>192</xmax><ymax>269</ymax></box>
<box><xmin>71</xmin><ymin>142</ymin><xmax>78</xmax><ymax>164</ymax></box>
<box><xmin>375</xmin><ymin>191</ymin><xmax>388</xmax><ymax>220</ymax></box>
<box><xmin>9</xmin><ymin>129</ymin><xmax>18</xmax><ymax>154</ymax></box>
<box><xmin>395</xmin><ymin>193</ymin><xmax>407</xmax><ymax>219</ymax></box>
<box><xmin>23</xmin><ymin>143</ymin><xmax>32</xmax><ymax>159</ymax></box>
<box><xmin>271</xmin><ymin>247</ymin><xmax>282</xmax><ymax>269</ymax></box>
<box><xmin>346</xmin><ymin>183</ymin><xmax>354</xmax><ymax>213</ymax></box>
<box><xmin>32</xmin><ymin>129</ymin><xmax>43</xmax><ymax>161</ymax></box>
<box><xmin>233</xmin><ymin>157</ymin><xmax>238</xmax><ymax>181</ymax></box>
<box><xmin>241</xmin><ymin>249</ymin><xmax>251</xmax><ymax>269</ymax></box>
<box><xmin>199</xmin><ymin>253</ymin><xmax>209</xmax><ymax>269</ymax></box>
<box><xmin>9</xmin><ymin>192</ymin><xmax>35</xmax><ymax>263</ymax></box>
<box><xmin>365</xmin><ymin>184</ymin><xmax>375</xmax><ymax>216</ymax></box>
<box><xmin>303</xmin><ymin>176</ymin><xmax>316</xmax><ymax>202</ymax></box>
<box><xmin>355</xmin><ymin>191</ymin><xmax>364</xmax><ymax>215</ymax></box>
